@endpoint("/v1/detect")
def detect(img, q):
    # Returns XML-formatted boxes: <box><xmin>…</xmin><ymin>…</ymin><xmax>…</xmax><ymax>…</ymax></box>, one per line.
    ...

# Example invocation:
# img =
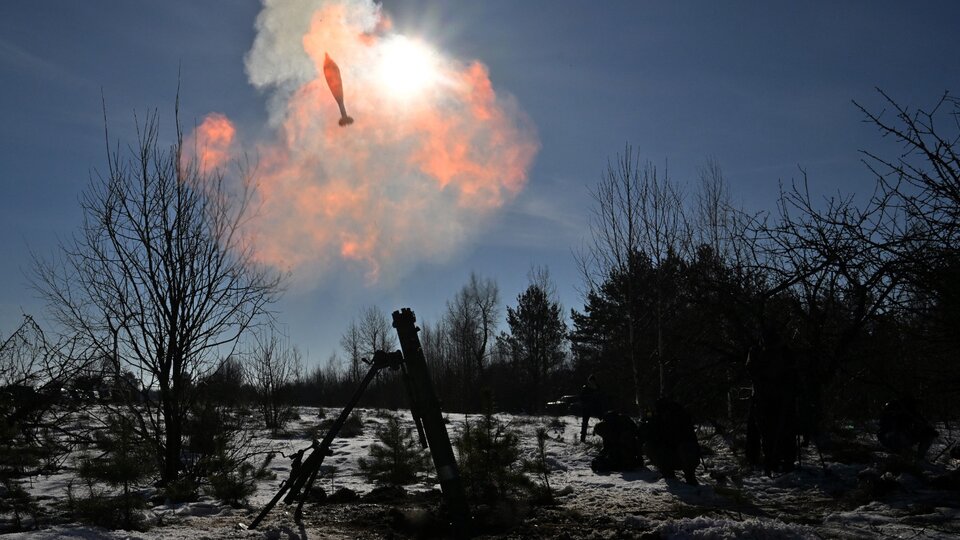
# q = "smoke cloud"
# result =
<box><xmin>186</xmin><ymin>113</ymin><xmax>236</xmax><ymax>171</ymax></box>
<box><xmin>195</xmin><ymin>0</ymin><xmax>539</xmax><ymax>284</ymax></box>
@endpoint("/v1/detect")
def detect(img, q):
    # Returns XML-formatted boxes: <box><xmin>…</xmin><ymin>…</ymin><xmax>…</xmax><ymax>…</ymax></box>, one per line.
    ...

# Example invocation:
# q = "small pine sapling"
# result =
<box><xmin>358</xmin><ymin>415</ymin><xmax>429</xmax><ymax>486</ymax></box>
<box><xmin>74</xmin><ymin>413</ymin><xmax>154</xmax><ymax>530</ymax></box>
<box><xmin>184</xmin><ymin>394</ymin><xmax>272</xmax><ymax>507</ymax></box>
<box><xmin>455</xmin><ymin>408</ymin><xmax>532</xmax><ymax>503</ymax></box>
<box><xmin>206</xmin><ymin>452</ymin><xmax>276</xmax><ymax>507</ymax></box>
<box><xmin>0</xmin><ymin>478</ymin><xmax>40</xmax><ymax>531</ymax></box>
<box><xmin>523</xmin><ymin>427</ymin><xmax>554</xmax><ymax>503</ymax></box>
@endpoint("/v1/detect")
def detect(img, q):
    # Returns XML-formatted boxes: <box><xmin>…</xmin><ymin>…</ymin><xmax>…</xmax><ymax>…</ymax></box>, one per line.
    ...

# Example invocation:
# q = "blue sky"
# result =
<box><xmin>2</xmin><ymin>1</ymin><xmax>959</xmax><ymax>367</ymax></box>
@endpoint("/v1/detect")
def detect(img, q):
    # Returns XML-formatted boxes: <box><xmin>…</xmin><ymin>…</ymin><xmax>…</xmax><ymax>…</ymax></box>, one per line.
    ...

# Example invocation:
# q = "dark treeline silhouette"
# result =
<box><xmin>568</xmin><ymin>90</ymin><xmax>960</xmax><ymax>428</ymax></box>
<box><xmin>286</xmin><ymin>91</ymin><xmax>960</xmax><ymax>433</ymax></box>
<box><xmin>284</xmin><ymin>271</ymin><xmax>570</xmax><ymax>414</ymax></box>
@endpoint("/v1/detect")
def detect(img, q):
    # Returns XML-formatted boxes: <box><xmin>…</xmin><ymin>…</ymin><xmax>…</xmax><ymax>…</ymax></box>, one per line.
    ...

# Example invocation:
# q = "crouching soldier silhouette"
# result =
<box><xmin>641</xmin><ymin>398</ymin><xmax>700</xmax><ymax>485</ymax></box>
<box><xmin>591</xmin><ymin>411</ymin><xmax>643</xmax><ymax>473</ymax></box>
<box><xmin>579</xmin><ymin>374</ymin><xmax>604</xmax><ymax>442</ymax></box>
<box><xmin>878</xmin><ymin>397</ymin><xmax>938</xmax><ymax>460</ymax></box>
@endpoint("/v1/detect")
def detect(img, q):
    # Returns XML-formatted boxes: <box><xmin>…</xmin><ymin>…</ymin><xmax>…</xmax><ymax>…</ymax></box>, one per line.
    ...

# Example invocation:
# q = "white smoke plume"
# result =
<box><xmin>194</xmin><ymin>0</ymin><xmax>539</xmax><ymax>285</ymax></box>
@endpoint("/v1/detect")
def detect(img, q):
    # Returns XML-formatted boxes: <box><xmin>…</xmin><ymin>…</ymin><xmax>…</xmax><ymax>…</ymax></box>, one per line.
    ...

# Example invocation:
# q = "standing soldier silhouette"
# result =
<box><xmin>580</xmin><ymin>374</ymin><xmax>604</xmax><ymax>442</ymax></box>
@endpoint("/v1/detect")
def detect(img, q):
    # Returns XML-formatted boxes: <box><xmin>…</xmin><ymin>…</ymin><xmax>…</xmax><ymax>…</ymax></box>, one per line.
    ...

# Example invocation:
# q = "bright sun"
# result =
<box><xmin>378</xmin><ymin>36</ymin><xmax>440</xmax><ymax>99</ymax></box>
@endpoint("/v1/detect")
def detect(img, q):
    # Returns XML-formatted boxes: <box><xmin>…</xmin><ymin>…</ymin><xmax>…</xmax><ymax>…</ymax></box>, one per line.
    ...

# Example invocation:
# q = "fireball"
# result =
<box><xmin>377</xmin><ymin>35</ymin><xmax>441</xmax><ymax>99</ymax></box>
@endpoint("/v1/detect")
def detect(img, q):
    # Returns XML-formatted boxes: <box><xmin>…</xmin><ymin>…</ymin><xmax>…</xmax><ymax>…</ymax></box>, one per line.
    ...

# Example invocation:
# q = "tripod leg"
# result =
<box><xmin>249</xmin><ymin>477</ymin><xmax>294</xmax><ymax>529</ymax></box>
<box><xmin>250</xmin><ymin>361</ymin><xmax>383</xmax><ymax>529</ymax></box>
<box><xmin>294</xmin><ymin>466</ymin><xmax>322</xmax><ymax>522</ymax></box>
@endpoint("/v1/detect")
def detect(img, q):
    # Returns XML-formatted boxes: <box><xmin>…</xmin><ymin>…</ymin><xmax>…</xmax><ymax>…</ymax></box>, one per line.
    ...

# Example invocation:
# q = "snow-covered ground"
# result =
<box><xmin>6</xmin><ymin>407</ymin><xmax>960</xmax><ymax>539</ymax></box>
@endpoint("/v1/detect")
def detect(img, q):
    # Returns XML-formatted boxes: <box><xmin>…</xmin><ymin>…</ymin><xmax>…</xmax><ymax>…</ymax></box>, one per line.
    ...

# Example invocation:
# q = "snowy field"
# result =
<box><xmin>7</xmin><ymin>407</ymin><xmax>960</xmax><ymax>539</ymax></box>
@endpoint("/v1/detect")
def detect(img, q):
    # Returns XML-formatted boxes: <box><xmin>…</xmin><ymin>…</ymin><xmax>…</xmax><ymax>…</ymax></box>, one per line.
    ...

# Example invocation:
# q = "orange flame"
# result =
<box><xmin>196</xmin><ymin>0</ymin><xmax>539</xmax><ymax>284</ymax></box>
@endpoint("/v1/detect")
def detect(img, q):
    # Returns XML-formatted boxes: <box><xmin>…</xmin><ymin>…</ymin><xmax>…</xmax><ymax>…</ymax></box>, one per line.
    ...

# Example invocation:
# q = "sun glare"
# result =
<box><xmin>378</xmin><ymin>36</ymin><xmax>440</xmax><ymax>99</ymax></box>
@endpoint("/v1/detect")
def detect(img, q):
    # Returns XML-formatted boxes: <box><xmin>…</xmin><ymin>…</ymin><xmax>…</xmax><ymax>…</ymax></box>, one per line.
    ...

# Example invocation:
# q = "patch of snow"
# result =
<box><xmin>10</xmin><ymin>407</ymin><xmax>960</xmax><ymax>539</ymax></box>
<box><xmin>629</xmin><ymin>515</ymin><xmax>818</xmax><ymax>539</ymax></box>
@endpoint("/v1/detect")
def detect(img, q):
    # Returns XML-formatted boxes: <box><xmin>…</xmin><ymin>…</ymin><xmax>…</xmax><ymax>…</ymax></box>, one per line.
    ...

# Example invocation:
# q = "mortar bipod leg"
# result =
<box><xmin>248</xmin><ymin>446</ymin><xmax>316</xmax><ymax>529</ymax></box>
<box><xmin>294</xmin><ymin>466</ymin><xmax>322</xmax><ymax>522</ymax></box>
<box><xmin>284</xmin><ymin>362</ymin><xmax>384</xmax><ymax>504</ymax></box>
<box><xmin>249</xmin><ymin>355</ymin><xmax>389</xmax><ymax>529</ymax></box>
<box><xmin>248</xmin><ymin>474</ymin><xmax>295</xmax><ymax>529</ymax></box>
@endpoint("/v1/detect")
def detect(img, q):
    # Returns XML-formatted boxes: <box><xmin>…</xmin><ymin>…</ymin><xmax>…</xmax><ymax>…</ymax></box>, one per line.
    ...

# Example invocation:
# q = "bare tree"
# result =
<box><xmin>419</xmin><ymin>318</ymin><xmax>457</xmax><ymax>407</ymax></box>
<box><xmin>340</xmin><ymin>318</ymin><xmax>364</xmax><ymax>384</ymax></box>
<box><xmin>34</xmin><ymin>107</ymin><xmax>282</xmax><ymax>484</ymax></box>
<box><xmin>576</xmin><ymin>146</ymin><xmax>689</xmax><ymax>405</ymax></box>
<box><xmin>419</xmin><ymin>319</ymin><xmax>448</xmax><ymax>377</ymax></box>
<box><xmin>444</xmin><ymin>273</ymin><xmax>499</xmax><ymax>410</ymax></box>
<box><xmin>1</xmin><ymin>316</ymin><xmax>94</xmax><ymax>475</ymax></box>
<box><xmin>1</xmin><ymin>316</ymin><xmax>57</xmax><ymax>389</ymax></box>
<box><xmin>755</xmin><ymin>171</ymin><xmax>902</xmax><ymax>367</ymax></box>
<box><xmin>466</xmin><ymin>273</ymin><xmax>500</xmax><ymax>377</ymax></box>
<box><xmin>445</xmin><ymin>292</ymin><xmax>476</xmax><ymax>406</ymax></box>
<box><xmin>359</xmin><ymin>306</ymin><xmax>397</xmax><ymax>358</ymax></box>
<box><xmin>640</xmin><ymin>168</ymin><xmax>690</xmax><ymax>396</ymax></box>
<box><xmin>695</xmin><ymin>159</ymin><xmax>752</xmax><ymax>264</ymax></box>
<box><xmin>855</xmin><ymin>90</ymin><xmax>960</xmax><ymax>255</ymax></box>
<box><xmin>691</xmin><ymin>160</ymin><xmax>765</xmax><ymax>359</ymax></box>
<box><xmin>849</xmin><ymin>90</ymin><xmax>960</xmax><ymax>401</ymax></box>
<box><xmin>249</xmin><ymin>331</ymin><xmax>302</xmax><ymax>434</ymax></box>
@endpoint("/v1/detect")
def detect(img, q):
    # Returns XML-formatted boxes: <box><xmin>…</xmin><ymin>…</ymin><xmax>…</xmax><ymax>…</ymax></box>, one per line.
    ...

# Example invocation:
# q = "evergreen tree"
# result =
<box><xmin>74</xmin><ymin>413</ymin><xmax>153</xmax><ymax>530</ymax></box>
<box><xmin>358</xmin><ymin>415</ymin><xmax>429</xmax><ymax>486</ymax></box>
<box><xmin>501</xmin><ymin>273</ymin><xmax>567</xmax><ymax>413</ymax></box>
<box><xmin>0</xmin><ymin>479</ymin><xmax>39</xmax><ymax>532</ymax></box>
<box><xmin>183</xmin><ymin>394</ymin><xmax>274</xmax><ymax>506</ymax></box>
<box><xmin>522</xmin><ymin>427</ymin><xmax>554</xmax><ymax>503</ymax></box>
<box><xmin>570</xmin><ymin>246</ymin><xmax>756</xmax><ymax>417</ymax></box>
<box><xmin>454</xmin><ymin>406</ymin><xmax>531</xmax><ymax>503</ymax></box>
